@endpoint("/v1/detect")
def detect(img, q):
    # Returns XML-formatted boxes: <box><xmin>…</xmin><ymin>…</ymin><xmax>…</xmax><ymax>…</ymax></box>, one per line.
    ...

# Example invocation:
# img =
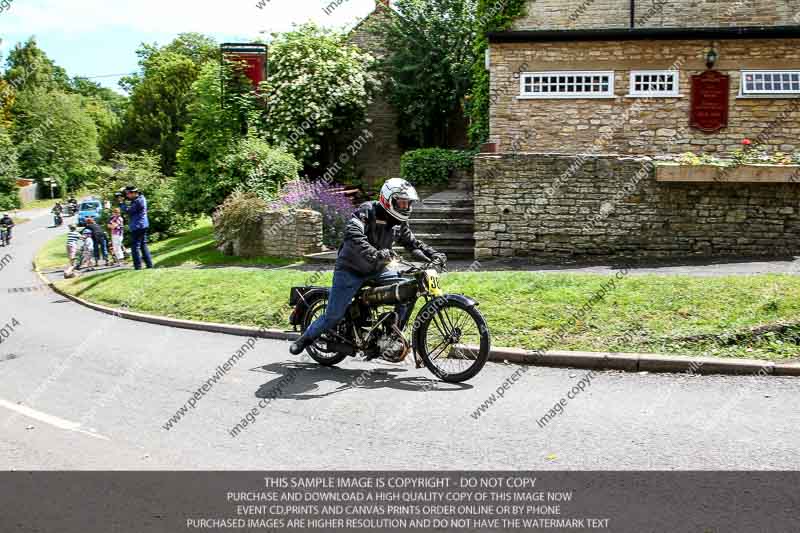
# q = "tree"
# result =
<box><xmin>11</xmin><ymin>89</ymin><xmax>100</xmax><ymax>193</ymax></box>
<box><xmin>3</xmin><ymin>37</ymin><xmax>71</xmax><ymax>94</ymax></box>
<box><xmin>99</xmin><ymin>151</ymin><xmax>195</xmax><ymax>239</ymax></box>
<box><xmin>67</xmin><ymin>78</ymin><xmax>127</xmax><ymax>160</ymax></box>
<box><xmin>0</xmin><ymin>126</ymin><xmax>20</xmax><ymax>209</ymax></box>
<box><xmin>372</xmin><ymin>0</ymin><xmax>478</xmax><ymax>148</ymax></box>
<box><xmin>466</xmin><ymin>0</ymin><xmax>527</xmax><ymax>145</ymax></box>
<box><xmin>175</xmin><ymin>61</ymin><xmax>264</xmax><ymax>214</ymax></box>
<box><xmin>261</xmin><ymin>24</ymin><xmax>378</xmax><ymax>166</ymax></box>
<box><xmin>70</xmin><ymin>77</ymin><xmax>127</xmax><ymax>117</ymax></box>
<box><xmin>117</xmin><ymin>33</ymin><xmax>218</xmax><ymax>174</ymax></box>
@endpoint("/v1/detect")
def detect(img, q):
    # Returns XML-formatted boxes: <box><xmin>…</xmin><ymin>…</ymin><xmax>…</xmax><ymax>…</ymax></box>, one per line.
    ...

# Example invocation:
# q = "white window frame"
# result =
<box><xmin>628</xmin><ymin>70</ymin><xmax>681</xmax><ymax>97</ymax></box>
<box><xmin>518</xmin><ymin>71</ymin><xmax>615</xmax><ymax>99</ymax></box>
<box><xmin>740</xmin><ymin>70</ymin><xmax>800</xmax><ymax>96</ymax></box>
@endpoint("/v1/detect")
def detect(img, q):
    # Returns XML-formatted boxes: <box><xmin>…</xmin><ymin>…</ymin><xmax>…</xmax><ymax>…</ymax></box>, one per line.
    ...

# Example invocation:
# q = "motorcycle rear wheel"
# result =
<box><xmin>415</xmin><ymin>298</ymin><xmax>490</xmax><ymax>383</ymax></box>
<box><xmin>301</xmin><ymin>298</ymin><xmax>348</xmax><ymax>366</ymax></box>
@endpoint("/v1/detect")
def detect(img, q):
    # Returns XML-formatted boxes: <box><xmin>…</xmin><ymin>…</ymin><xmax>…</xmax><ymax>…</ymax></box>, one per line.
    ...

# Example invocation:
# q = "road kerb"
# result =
<box><xmin>42</xmin><ymin>274</ymin><xmax>795</xmax><ymax>378</ymax></box>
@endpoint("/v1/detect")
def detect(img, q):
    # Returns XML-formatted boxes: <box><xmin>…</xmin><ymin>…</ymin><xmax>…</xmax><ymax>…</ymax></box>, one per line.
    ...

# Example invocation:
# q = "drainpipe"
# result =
<box><xmin>630</xmin><ymin>0</ymin><xmax>635</xmax><ymax>28</ymax></box>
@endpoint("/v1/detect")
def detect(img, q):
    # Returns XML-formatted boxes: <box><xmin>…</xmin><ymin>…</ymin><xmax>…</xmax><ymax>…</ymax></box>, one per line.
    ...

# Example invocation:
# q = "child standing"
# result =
<box><xmin>108</xmin><ymin>208</ymin><xmax>125</xmax><ymax>264</ymax></box>
<box><xmin>78</xmin><ymin>228</ymin><xmax>95</xmax><ymax>270</ymax></box>
<box><xmin>66</xmin><ymin>224</ymin><xmax>82</xmax><ymax>265</ymax></box>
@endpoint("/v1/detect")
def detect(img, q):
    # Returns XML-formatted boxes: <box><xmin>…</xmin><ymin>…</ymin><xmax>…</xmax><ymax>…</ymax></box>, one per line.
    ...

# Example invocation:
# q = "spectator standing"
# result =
<box><xmin>108</xmin><ymin>208</ymin><xmax>125</xmax><ymax>265</ymax></box>
<box><xmin>85</xmin><ymin>217</ymin><xmax>109</xmax><ymax>266</ymax></box>
<box><xmin>66</xmin><ymin>224</ymin><xmax>82</xmax><ymax>264</ymax></box>
<box><xmin>78</xmin><ymin>229</ymin><xmax>95</xmax><ymax>269</ymax></box>
<box><xmin>119</xmin><ymin>186</ymin><xmax>153</xmax><ymax>270</ymax></box>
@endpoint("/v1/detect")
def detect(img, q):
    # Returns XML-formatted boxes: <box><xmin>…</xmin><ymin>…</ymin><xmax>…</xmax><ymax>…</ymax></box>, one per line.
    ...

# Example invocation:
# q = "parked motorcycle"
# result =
<box><xmin>289</xmin><ymin>251</ymin><xmax>491</xmax><ymax>383</ymax></box>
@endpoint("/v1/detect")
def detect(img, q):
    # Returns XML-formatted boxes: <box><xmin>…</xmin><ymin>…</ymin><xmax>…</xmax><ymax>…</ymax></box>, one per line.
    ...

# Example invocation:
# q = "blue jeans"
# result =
<box><xmin>130</xmin><ymin>228</ymin><xmax>153</xmax><ymax>270</ymax></box>
<box><xmin>93</xmin><ymin>235</ymin><xmax>108</xmax><ymax>262</ymax></box>
<box><xmin>301</xmin><ymin>268</ymin><xmax>410</xmax><ymax>344</ymax></box>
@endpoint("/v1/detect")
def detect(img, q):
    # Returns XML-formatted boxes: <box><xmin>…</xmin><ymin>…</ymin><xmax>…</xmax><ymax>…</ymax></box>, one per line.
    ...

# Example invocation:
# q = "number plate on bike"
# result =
<box><xmin>426</xmin><ymin>269</ymin><xmax>443</xmax><ymax>296</ymax></box>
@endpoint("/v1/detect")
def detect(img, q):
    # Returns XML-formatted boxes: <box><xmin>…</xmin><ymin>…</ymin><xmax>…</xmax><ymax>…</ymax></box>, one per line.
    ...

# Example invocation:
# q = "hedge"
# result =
<box><xmin>399</xmin><ymin>148</ymin><xmax>475</xmax><ymax>188</ymax></box>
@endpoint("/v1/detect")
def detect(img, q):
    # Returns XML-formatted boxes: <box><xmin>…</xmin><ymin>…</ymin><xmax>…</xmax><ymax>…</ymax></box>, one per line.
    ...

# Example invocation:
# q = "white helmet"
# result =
<box><xmin>379</xmin><ymin>178</ymin><xmax>419</xmax><ymax>222</ymax></box>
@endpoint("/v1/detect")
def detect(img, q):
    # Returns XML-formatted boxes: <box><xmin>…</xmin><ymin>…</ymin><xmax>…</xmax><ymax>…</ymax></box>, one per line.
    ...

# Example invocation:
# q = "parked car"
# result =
<box><xmin>77</xmin><ymin>199</ymin><xmax>103</xmax><ymax>226</ymax></box>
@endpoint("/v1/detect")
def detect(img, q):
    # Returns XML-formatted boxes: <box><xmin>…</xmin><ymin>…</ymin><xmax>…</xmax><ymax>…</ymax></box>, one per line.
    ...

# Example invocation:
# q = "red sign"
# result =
<box><xmin>690</xmin><ymin>70</ymin><xmax>730</xmax><ymax>133</ymax></box>
<box><xmin>221</xmin><ymin>43</ymin><xmax>268</xmax><ymax>90</ymax></box>
<box><xmin>225</xmin><ymin>54</ymin><xmax>266</xmax><ymax>88</ymax></box>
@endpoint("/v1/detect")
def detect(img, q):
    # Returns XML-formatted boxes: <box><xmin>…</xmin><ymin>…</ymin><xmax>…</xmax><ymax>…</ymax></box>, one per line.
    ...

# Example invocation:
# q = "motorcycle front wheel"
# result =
<box><xmin>301</xmin><ymin>298</ymin><xmax>348</xmax><ymax>367</ymax></box>
<box><xmin>414</xmin><ymin>297</ymin><xmax>490</xmax><ymax>383</ymax></box>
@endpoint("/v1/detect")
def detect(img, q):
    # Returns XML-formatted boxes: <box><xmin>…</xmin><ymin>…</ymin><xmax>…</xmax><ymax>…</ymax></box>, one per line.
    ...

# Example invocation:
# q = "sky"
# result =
<box><xmin>0</xmin><ymin>0</ymin><xmax>377</xmax><ymax>92</ymax></box>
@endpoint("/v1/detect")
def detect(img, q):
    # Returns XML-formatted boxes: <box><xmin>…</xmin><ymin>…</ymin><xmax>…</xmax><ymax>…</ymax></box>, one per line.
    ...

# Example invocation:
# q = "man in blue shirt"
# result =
<box><xmin>119</xmin><ymin>186</ymin><xmax>153</xmax><ymax>270</ymax></box>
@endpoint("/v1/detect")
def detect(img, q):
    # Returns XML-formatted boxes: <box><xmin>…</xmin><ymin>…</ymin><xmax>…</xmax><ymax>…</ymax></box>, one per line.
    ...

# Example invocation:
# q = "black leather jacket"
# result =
<box><xmin>336</xmin><ymin>201</ymin><xmax>439</xmax><ymax>275</ymax></box>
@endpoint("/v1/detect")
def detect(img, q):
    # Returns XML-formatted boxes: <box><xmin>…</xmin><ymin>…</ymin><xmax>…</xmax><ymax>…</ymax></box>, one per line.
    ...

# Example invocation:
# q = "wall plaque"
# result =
<box><xmin>690</xmin><ymin>70</ymin><xmax>730</xmax><ymax>133</ymax></box>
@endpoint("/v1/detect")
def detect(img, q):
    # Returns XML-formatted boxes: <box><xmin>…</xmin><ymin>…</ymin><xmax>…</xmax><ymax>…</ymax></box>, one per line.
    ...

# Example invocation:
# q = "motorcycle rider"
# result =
<box><xmin>290</xmin><ymin>178</ymin><xmax>447</xmax><ymax>356</ymax></box>
<box><xmin>52</xmin><ymin>202</ymin><xmax>63</xmax><ymax>226</ymax></box>
<box><xmin>0</xmin><ymin>214</ymin><xmax>13</xmax><ymax>245</ymax></box>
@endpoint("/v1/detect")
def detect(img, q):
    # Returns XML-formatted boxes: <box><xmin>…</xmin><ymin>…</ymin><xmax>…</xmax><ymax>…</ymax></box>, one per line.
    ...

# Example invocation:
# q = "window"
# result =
<box><xmin>519</xmin><ymin>71</ymin><xmax>615</xmax><ymax>99</ymax></box>
<box><xmin>741</xmin><ymin>71</ymin><xmax>800</xmax><ymax>96</ymax></box>
<box><xmin>628</xmin><ymin>70</ymin><xmax>680</xmax><ymax>97</ymax></box>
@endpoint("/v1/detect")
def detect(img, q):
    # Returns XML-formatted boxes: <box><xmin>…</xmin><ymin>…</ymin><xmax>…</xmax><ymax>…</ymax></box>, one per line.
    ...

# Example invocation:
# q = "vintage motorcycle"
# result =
<box><xmin>289</xmin><ymin>250</ymin><xmax>491</xmax><ymax>383</ymax></box>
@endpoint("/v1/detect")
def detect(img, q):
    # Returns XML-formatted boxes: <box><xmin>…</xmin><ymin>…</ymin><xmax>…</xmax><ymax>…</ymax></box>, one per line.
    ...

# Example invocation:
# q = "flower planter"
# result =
<box><xmin>656</xmin><ymin>162</ymin><xmax>800</xmax><ymax>183</ymax></box>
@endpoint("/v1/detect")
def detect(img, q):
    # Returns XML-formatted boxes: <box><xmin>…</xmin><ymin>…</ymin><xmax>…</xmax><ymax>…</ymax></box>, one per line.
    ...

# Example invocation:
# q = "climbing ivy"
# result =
<box><xmin>466</xmin><ymin>0</ymin><xmax>528</xmax><ymax>146</ymax></box>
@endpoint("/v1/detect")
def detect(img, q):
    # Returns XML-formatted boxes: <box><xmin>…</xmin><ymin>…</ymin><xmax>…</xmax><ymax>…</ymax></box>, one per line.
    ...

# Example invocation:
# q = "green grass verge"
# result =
<box><xmin>55</xmin><ymin>267</ymin><xmax>800</xmax><ymax>360</ymax></box>
<box><xmin>35</xmin><ymin>218</ymin><xmax>297</xmax><ymax>271</ymax></box>
<box><xmin>35</xmin><ymin>233</ymin><xmax>69</xmax><ymax>270</ymax></box>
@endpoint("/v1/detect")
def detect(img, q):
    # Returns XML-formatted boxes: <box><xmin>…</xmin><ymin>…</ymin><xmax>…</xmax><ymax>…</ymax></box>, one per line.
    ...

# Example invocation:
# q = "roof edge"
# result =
<box><xmin>488</xmin><ymin>25</ymin><xmax>800</xmax><ymax>43</ymax></box>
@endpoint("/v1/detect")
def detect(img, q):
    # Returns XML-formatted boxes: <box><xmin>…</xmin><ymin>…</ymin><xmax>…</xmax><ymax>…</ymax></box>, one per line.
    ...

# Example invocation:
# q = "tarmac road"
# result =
<box><xmin>1</xmin><ymin>211</ymin><xmax>798</xmax><ymax>470</ymax></box>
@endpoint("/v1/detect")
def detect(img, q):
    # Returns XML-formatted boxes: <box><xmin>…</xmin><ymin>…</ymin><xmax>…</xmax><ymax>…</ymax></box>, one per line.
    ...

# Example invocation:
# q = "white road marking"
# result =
<box><xmin>0</xmin><ymin>398</ymin><xmax>110</xmax><ymax>441</ymax></box>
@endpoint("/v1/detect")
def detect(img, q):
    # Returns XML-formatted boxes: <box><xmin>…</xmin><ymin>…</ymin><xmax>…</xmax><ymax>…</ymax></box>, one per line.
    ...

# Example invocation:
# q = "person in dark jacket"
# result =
<box><xmin>0</xmin><ymin>214</ymin><xmax>14</xmax><ymax>245</ymax></box>
<box><xmin>119</xmin><ymin>186</ymin><xmax>153</xmax><ymax>270</ymax></box>
<box><xmin>84</xmin><ymin>217</ymin><xmax>109</xmax><ymax>266</ymax></box>
<box><xmin>290</xmin><ymin>178</ymin><xmax>446</xmax><ymax>355</ymax></box>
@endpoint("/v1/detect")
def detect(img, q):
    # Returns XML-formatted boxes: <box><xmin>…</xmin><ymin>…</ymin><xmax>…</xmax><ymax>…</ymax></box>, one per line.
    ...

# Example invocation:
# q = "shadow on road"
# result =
<box><xmin>252</xmin><ymin>361</ymin><xmax>471</xmax><ymax>400</ymax></box>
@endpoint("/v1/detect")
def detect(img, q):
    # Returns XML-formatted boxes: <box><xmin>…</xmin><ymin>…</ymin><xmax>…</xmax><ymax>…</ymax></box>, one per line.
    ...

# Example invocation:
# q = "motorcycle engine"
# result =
<box><xmin>376</xmin><ymin>329</ymin><xmax>409</xmax><ymax>363</ymax></box>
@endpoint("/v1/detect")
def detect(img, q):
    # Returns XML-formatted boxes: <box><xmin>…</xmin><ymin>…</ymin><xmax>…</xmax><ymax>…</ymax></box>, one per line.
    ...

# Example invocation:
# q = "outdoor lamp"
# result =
<box><xmin>706</xmin><ymin>48</ymin><xmax>718</xmax><ymax>69</ymax></box>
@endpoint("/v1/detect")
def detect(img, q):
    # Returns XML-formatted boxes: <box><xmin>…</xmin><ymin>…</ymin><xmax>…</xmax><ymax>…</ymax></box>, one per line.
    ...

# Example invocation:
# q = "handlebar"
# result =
<box><xmin>389</xmin><ymin>254</ymin><xmax>447</xmax><ymax>275</ymax></box>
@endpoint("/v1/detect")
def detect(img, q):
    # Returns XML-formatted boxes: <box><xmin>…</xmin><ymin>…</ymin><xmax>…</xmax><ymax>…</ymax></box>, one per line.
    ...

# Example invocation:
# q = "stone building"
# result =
<box><xmin>346</xmin><ymin>0</ymin><xmax>404</xmax><ymax>188</ymax></box>
<box><xmin>475</xmin><ymin>0</ymin><xmax>800</xmax><ymax>261</ymax></box>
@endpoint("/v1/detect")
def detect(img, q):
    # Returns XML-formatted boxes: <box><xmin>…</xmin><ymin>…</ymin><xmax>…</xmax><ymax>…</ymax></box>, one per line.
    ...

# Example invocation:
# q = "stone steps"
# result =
<box><xmin>410</xmin><ymin>218</ymin><xmax>475</xmax><ymax>233</ymax></box>
<box><xmin>412</xmin><ymin>206</ymin><xmax>475</xmax><ymax>217</ymax></box>
<box><xmin>411</xmin><ymin>190</ymin><xmax>476</xmax><ymax>259</ymax></box>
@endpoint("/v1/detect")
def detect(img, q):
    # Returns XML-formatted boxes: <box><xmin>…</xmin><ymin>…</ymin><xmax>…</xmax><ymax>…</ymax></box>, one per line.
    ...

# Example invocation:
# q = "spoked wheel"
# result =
<box><xmin>301</xmin><ymin>298</ymin><xmax>348</xmax><ymax>366</ymax></box>
<box><xmin>415</xmin><ymin>297</ymin><xmax>490</xmax><ymax>383</ymax></box>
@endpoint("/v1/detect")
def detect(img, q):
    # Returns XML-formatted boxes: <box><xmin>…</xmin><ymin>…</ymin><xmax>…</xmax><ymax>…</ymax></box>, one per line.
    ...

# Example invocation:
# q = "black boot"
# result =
<box><xmin>289</xmin><ymin>337</ymin><xmax>311</xmax><ymax>356</ymax></box>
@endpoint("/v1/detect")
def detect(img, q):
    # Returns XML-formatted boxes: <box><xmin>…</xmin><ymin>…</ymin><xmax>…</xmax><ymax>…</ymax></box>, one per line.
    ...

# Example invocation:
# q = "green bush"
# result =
<box><xmin>221</xmin><ymin>136</ymin><xmax>301</xmax><ymax>201</ymax></box>
<box><xmin>213</xmin><ymin>190</ymin><xmax>268</xmax><ymax>250</ymax></box>
<box><xmin>400</xmin><ymin>148</ymin><xmax>474</xmax><ymax>187</ymax></box>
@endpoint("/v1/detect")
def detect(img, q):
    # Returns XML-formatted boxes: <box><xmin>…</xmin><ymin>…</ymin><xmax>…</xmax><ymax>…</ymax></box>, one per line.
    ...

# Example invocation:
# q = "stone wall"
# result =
<box><xmin>474</xmin><ymin>153</ymin><xmax>800</xmax><ymax>260</ymax></box>
<box><xmin>511</xmin><ymin>0</ymin><xmax>800</xmax><ymax>31</ymax></box>
<box><xmin>489</xmin><ymin>38</ymin><xmax>800</xmax><ymax>156</ymax></box>
<box><xmin>223</xmin><ymin>209</ymin><xmax>323</xmax><ymax>259</ymax></box>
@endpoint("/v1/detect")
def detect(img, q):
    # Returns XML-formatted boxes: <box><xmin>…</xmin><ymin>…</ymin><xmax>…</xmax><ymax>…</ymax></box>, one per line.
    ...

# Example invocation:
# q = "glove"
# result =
<box><xmin>432</xmin><ymin>253</ymin><xmax>447</xmax><ymax>266</ymax></box>
<box><xmin>376</xmin><ymin>249</ymin><xmax>393</xmax><ymax>264</ymax></box>
<box><xmin>431</xmin><ymin>253</ymin><xmax>447</xmax><ymax>272</ymax></box>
